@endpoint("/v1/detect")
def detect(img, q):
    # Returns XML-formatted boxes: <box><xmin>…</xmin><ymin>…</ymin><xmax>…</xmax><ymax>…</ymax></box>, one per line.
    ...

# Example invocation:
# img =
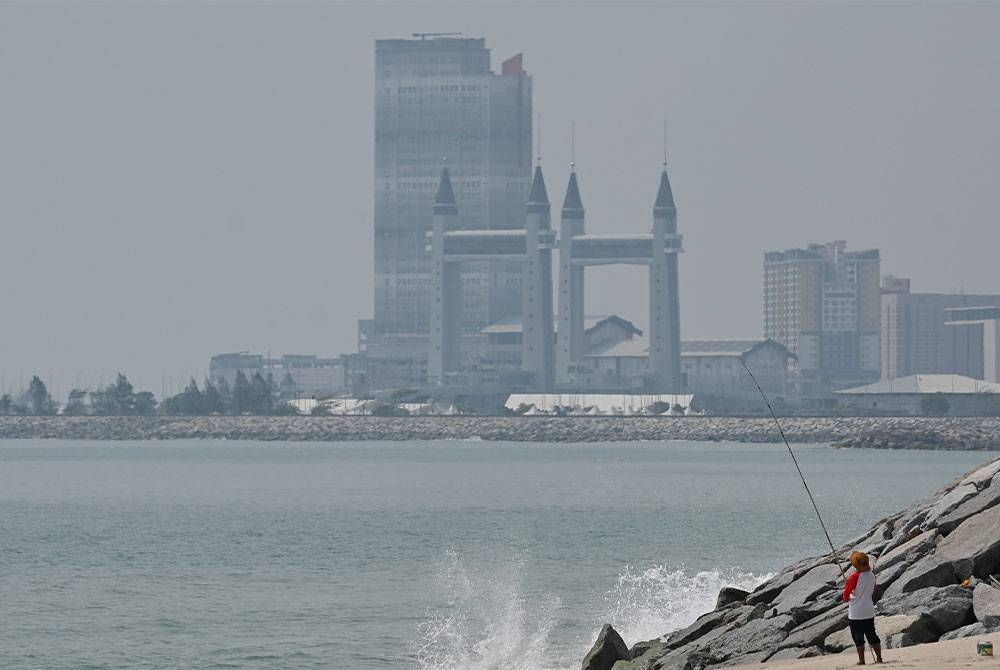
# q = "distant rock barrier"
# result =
<box><xmin>581</xmin><ymin>457</ymin><xmax>1000</xmax><ymax>669</ymax></box>
<box><xmin>0</xmin><ymin>415</ymin><xmax>999</xmax><ymax>448</ymax></box>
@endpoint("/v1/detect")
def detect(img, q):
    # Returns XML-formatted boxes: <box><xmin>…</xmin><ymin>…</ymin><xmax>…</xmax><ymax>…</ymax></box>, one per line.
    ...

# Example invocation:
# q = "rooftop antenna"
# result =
<box><xmin>412</xmin><ymin>32</ymin><xmax>462</xmax><ymax>40</ymax></box>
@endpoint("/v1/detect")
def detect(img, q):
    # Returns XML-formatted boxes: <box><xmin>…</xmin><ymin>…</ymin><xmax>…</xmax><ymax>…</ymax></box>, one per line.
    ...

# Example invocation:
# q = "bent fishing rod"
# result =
<box><xmin>739</xmin><ymin>358</ymin><xmax>846</xmax><ymax>582</ymax></box>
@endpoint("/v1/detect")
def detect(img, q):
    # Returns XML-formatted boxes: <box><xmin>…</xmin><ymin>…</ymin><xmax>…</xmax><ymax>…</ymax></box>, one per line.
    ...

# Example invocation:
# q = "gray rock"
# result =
<box><xmin>875</xmin><ymin>529</ymin><xmax>939</xmax><ymax>572</ymax></box>
<box><xmin>960</xmin><ymin>459</ymin><xmax>1000</xmax><ymax>489</ymax></box>
<box><xmin>933</xmin><ymin>503</ymin><xmax>1000</xmax><ymax>578</ymax></box>
<box><xmin>939</xmin><ymin>622</ymin><xmax>992</xmax><ymax>640</ymax></box>
<box><xmin>582</xmin><ymin>624</ymin><xmax>630</xmax><ymax>670</ymax></box>
<box><xmin>877</xmin><ymin>584</ymin><xmax>974</xmax><ymax>633</ymax></box>
<box><xmin>824</xmin><ymin>613</ymin><xmax>937</xmax><ymax>652</ymax></box>
<box><xmin>771</xmin><ymin>563</ymin><xmax>841</xmax><ymax>614</ymax></box>
<box><xmin>766</xmin><ymin>645</ymin><xmax>823</xmax><ymax>661</ymax></box>
<box><xmin>973</xmin><ymin>583</ymin><xmax>1000</xmax><ymax>627</ymax></box>
<box><xmin>923</xmin><ymin>483</ymin><xmax>978</xmax><ymax>525</ymax></box>
<box><xmin>787</xmin><ymin>592</ymin><xmax>841</xmax><ymax>627</ymax></box>
<box><xmin>873</xmin><ymin>560</ymin><xmax>911</xmax><ymax>600</ymax></box>
<box><xmin>715</xmin><ymin>586</ymin><xmax>748</xmax><ymax>609</ymax></box>
<box><xmin>778</xmin><ymin>603</ymin><xmax>848</xmax><ymax>649</ymax></box>
<box><xmin>880</xmin><ymin>556</ymin><xmax>957</xmax><ymax>599</ymax></box>
<box><xmin>691</xmin><ymin>617</ymin><xmax>791</xmax><ymax>664</ymax></box>
<box><xmin>626</xmin><ymin>639</ymin><xmax>662</xmax><ymax>660</ymax></box>
<box><xmin>935</xmin><ymin>483</ymin><xmax>1000</xmax><ymax>535</ymax></box>
<box><xmin>662</xmin><ymin>609</ymin><xmax>730</xmax><ymax>650</ymax></box>
<box><xmin>708</xmin><ymin>649</ymin><xmax>772</xmax><ymax>666</ymax></box>
<box><xmin>745</xmin><ymin>570</ymin><xmax>801</xmax><ymax>606</ymax></box>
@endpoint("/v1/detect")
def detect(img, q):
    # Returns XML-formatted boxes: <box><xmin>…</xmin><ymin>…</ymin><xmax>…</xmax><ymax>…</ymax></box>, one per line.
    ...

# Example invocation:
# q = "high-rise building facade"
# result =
<box><xmin>880</xmin><ymin>278</ymin><xmax>1000</xmax><ymax>381</ymax></box>
<box><xmin>764</xmin><ymin>241</ymin><xmax>880</xmax><ymax>382</ymax></box>
<box><xmin>367</xmin><ymin>37</ymin><xmax>532</xmax><ymax>388</ymax></box>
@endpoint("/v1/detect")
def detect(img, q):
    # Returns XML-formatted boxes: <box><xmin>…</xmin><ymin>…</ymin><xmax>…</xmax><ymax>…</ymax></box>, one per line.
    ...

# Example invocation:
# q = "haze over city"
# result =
<box><xmin>2</xmin><ymin>1</ymin><xmax>999</xmax><ymax>395</ymax></box>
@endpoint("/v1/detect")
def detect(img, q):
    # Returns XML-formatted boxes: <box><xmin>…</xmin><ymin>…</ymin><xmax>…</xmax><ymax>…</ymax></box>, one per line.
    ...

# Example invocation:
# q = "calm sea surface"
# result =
<box><xmin>1</xmin><ymin>439</ymin><xmax>995</xmax><ymax>670</ymax></box>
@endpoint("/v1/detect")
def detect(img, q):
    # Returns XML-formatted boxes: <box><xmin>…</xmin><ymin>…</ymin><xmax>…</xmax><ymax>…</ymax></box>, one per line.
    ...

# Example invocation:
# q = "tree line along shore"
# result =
<box><xmin>1</xmin><ymin>415</ymin><xmax>999</xmax><ymax>449</ymax></box>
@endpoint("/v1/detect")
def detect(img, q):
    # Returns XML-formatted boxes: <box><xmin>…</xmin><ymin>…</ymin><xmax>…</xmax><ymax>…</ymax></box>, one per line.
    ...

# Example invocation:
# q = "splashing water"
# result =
<box><xmin>600</xmin><ymin>566</ymin><xmax>772</xmax><ymax>645</ymax></box>
<box><xmin>415</xmin><ymin>551</ymin><xmax>561</xmax><ymax>670</ymax></box>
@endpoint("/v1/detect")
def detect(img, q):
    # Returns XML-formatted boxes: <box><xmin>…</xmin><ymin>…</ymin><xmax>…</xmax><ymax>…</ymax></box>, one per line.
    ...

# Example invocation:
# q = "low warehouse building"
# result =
<box><xmin>836</xmin><ymin>374</ymin><xmax>1000</xmax><ymax>416</ymax></box>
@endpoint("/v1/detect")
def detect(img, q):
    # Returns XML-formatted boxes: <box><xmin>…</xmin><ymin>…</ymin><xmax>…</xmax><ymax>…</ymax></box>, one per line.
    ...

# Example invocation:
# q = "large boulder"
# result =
<box><xmin>661</xmin><ymin>608</ymin><xmax>729</xmax><ymax>651</ymax></box>
<box><xmin>875</xmin><ymin>529</ymin><xmax>938</xmax><ymax>572</ymax></box>
<box><xmin>766</xmin><ymin>645</ymin><xmax>824</xmax><ymax>661</ymax></box>
<box><xmin>923</xmin><ymin>483</ymin><xmax>978</xmax><ymax>526</ymax></box>
<box><xmin>877</xmin><ymin>584</ymin><xmax>975</xmax><ymax>633</ymax></box>
<box><xmin>960</xmin><ymin>460</ymin><xmax>1000</xmax><ymax>489</ymax></box>
<box><xmin>770</xmin><ymin>563</ymin><xmax>841</xmax><ymax>614</ymax></box>
<box><xmin>883</xmin><ymin>503</ymin><xmax>1000</xmax><ymax>597</ymax></box>
<box><xmin>934</xmin><ymin>482</ymin><xmax>1000</xmax><ymax>534</ymax></box>
<box><xmin>778</xmin><ymin>603</ymin><xmax>848</xmax><ymax>649</ymax></box>
<box><xmin>715</xmin><ymin>586</ymin><xmax>749</xmax><ymax>609</ymax></box>
<box><xmin>939</xmin><ymin>622</ymin><xmax>998</xmax><ymax>640</ymax></box>
<box><xmin>880</xmin><ymin>557</ymin><xmax>956</xmax><ymax>599</ymax></box>
<box><xmin>973</xmin><ymin>583</ymin><xmax>1000</xmax><ymax>627</ymax></box>
<box><xmin>690</xmin><ymin>616</ymin><xmax>792</xmax><ymax>664</ymax></box>
<box><xmin>824</xmin><ymin>613</ymin><xmax>938</xmax><ymax>651</ymax></box>
<box><xmin>787</xmin><ymin>592</ymin><xmax>841</xmax><ymax>627</ymax></box>
<box><xmin>933</xmin><ymin>503</ymin><xmax>1000</xmax><ymax>577</ymax></box>
<box><xmin>874</xmin><ymin>560</ymin><xmax>912</xmax><ymax>600</ymax></box>
<box><xmin>582</xmin><ymin>624</ymin><xmax>630</xmax><ymax>670</ymax></box>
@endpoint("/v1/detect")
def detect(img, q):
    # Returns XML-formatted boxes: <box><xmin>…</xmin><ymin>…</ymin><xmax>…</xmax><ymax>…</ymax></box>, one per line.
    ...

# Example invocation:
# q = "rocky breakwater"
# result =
<box><xmin>1</xmin><ymin>415</ymin><xmax>1000</xmax><ymax>447</ymax></box>
<box><xmin>581</xmin><ymin>457</ymin><xmax>1000</xmax><ymax>670</ymax></box>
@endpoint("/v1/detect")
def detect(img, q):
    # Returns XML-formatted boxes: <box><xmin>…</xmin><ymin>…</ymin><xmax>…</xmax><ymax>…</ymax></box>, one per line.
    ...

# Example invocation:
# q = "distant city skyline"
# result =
<box><xmin>3</xmin><ymin>2</ymin><xmax>1000</xmax><ymax>395</ymax></box>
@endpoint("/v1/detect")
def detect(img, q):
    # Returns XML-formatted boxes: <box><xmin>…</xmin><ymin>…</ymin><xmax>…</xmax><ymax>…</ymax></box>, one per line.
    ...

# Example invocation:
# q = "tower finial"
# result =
<box><xmin>536</xmin><ymin>113</ymin><xmax>542</xmax><ymax>163</ymax></box>
<box><xmin>663</xmin><ymin>117</ymin><xmax>668</xmax><ymax>168</ymax></box>
<box><xmin>570</xmin><ymin>120</ymin><xmax>576</xmax><ymax>170</ymax></box>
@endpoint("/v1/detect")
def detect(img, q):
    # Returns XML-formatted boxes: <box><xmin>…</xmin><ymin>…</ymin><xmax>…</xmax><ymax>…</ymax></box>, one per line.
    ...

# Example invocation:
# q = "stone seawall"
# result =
<box><xmin>581</xmin><ymin>456</ymin><xmax>1000</xmax><ymax>669</ymax></box>
<box><xmin>1</xmin><ymin>415</ymin><xmax>999</xmax><ymax>448</ymax></box>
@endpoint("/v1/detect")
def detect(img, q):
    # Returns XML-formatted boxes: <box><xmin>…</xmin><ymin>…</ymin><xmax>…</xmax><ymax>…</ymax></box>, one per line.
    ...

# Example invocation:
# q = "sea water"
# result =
<box><xmin>0</xmin><ymin>439</ymin><xmax>994</xmax><ymax>670</ymax></box>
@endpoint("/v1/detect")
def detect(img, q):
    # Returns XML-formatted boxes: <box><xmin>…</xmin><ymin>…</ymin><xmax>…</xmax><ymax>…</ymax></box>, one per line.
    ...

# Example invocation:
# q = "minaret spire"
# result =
<box><xmin>434</xmin><ymin>161</ymin><xmax>457</xmax><ymax>214</ymax></box>
<box><xmin>562</xmin><ymin>170</ymin><xmax>583</xmax><ymax>213</ymax></box>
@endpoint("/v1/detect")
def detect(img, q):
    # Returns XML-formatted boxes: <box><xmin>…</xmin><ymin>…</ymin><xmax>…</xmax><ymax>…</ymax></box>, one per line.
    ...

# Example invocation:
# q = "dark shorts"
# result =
<box><xmin>849</xmin><ymin>618</ymin><xmax>880</xmax><ymax>646</ymax></box>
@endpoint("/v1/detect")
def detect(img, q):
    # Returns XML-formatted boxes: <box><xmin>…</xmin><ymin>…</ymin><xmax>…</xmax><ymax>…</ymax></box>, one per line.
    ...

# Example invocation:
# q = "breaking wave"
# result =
<box><xmin>599</xmin><ymin>565</ymin><xmax>772</xmax><ymax>645</ymax></box>
<box><xmin>414</xmin><ymin>553</ymin><xmax>770</xmax><ymax>670</ymax></box>
<box><xmin>414</xmin><ymin>551</ymin><xmax>560</xmax><ymax>670</ymax></box>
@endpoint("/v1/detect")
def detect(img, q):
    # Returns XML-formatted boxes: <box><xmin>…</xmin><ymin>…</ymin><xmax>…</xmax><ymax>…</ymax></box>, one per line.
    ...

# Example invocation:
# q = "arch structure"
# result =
<box><xmin>427</xmin><ymin>165</ymin><xmax>556</xmax><ymax>390</ymax></box>
<box><xmin>556</xmin><ymin>168</ymin><xmax>684</xmax><ymax>392</ymax></box>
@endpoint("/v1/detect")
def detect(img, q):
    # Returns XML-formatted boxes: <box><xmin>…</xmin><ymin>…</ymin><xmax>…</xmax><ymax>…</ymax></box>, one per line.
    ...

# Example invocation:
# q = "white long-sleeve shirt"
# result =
<box><xmin>843</xmin><ymin>570</ymin><xmax>876</xmax><ymax>620</ymax></box>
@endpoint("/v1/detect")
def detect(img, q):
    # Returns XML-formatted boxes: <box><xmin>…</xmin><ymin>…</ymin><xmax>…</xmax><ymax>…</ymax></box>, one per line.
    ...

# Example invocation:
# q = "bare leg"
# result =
<box><xmin>873</xmin><ymin>643</ymin><xmax>882</xmax><ymax>663</ymax></box>
<box><xmin>855</xmin><ymin>644</ymin><xmax>866</xmax><ymax>665</ymax></box>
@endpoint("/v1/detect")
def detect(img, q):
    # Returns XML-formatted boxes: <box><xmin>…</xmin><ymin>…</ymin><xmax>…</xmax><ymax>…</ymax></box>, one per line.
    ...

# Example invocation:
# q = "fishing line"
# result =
<box><xmin>739</xmin><ymin>358</ymin><xmax>845</xmax><ymax>581</ymax></box>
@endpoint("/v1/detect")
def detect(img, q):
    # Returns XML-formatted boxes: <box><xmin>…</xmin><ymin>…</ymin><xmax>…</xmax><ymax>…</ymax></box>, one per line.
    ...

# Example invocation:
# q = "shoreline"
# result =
<box><xmin>728</xmin><ymin>636</ymin><xmax>997</xmax><ymax>669</ymax></box>
<box><xmin>1</xmin><ymin>415</ymin><xmax>999</xmax><ymax>449</ymax></box>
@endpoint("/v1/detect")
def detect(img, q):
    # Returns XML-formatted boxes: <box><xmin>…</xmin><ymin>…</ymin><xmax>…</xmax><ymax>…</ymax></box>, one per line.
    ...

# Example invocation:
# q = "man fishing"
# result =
<box><xmin>844</xmin><ymin>550</ymin><xmax>882</xmax><ymax>665</ymax></box>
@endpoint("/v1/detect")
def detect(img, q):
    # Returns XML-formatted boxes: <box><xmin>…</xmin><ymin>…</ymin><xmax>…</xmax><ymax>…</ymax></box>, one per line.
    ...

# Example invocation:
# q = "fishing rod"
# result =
<box><xmin>739</xmin><ymin>358</ymin><xmax>846</xmax><ymax>582</ymax></box>
<box><xmin>739</xmin><ymin>361</ymin><xmax>879</xmax><ymax>663</ymax></box>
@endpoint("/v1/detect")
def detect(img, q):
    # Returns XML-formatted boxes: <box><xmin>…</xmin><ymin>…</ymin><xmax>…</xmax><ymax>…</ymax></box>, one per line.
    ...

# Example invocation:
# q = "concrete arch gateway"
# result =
<box><xmin>428</xmin><ymin>162</ymin><xmax>684</xmax><ymax>394</ymax></box>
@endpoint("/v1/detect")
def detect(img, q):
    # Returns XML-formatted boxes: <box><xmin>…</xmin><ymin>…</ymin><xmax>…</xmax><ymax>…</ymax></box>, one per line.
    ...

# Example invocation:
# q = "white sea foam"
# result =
<box><xmin>415</xmin><ymin>551</ymin><xmax>560</xmax><ymax>670</ymax></box>
<box><xmin>598</xmin><ymin>565</ymin><xmax>773</xmax><ymax>645</ymax></box>
<box><xmin>415</xmin><ymin>553</ymin><xmax>771</xmax><ymax>670</ymax></box>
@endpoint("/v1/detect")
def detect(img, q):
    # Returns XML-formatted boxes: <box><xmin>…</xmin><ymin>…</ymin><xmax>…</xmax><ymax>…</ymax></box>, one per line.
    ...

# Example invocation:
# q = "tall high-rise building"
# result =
<box><xmin>764</xmin><ymin>241</ymin><xmax>880</xmax><ymax>382</ymax></box>
<box><xmin>880</xmin><ymin>277</ymin><xmax>1000</xmax><ymax>381</ymax></box>
<box><xmin>365</xmin><ymin>36</ymin><xmax>532</xmax><ymax>388</ymax></box>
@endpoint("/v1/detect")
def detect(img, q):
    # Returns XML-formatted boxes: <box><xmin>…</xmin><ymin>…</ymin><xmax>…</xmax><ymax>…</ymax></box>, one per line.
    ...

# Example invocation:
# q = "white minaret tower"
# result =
<box><xmin>557</xmin><ymin>167</ymin><xmax>585</xmax><ymax>388</ymax></box>
<box><xmin>428</xmin><ymin>165</ymin><xmax>461</xmax><ymax>384</ymax></box>
<box><xmin>648</xmin><ymin>163</ymin><xmax>683</xmax><ymax>391</ymax></box>
<box><xmin>523</xmin><ymin>163</ymin><xmax>555</xmax><ymax>391</ymax></box>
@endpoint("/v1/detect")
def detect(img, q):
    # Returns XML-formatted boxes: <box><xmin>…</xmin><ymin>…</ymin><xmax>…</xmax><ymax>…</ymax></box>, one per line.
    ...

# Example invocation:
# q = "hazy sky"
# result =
<box><xmin>2</xmin><ymin>2</ymin><xmax>999</xmax><ymax>397</ymax></box>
